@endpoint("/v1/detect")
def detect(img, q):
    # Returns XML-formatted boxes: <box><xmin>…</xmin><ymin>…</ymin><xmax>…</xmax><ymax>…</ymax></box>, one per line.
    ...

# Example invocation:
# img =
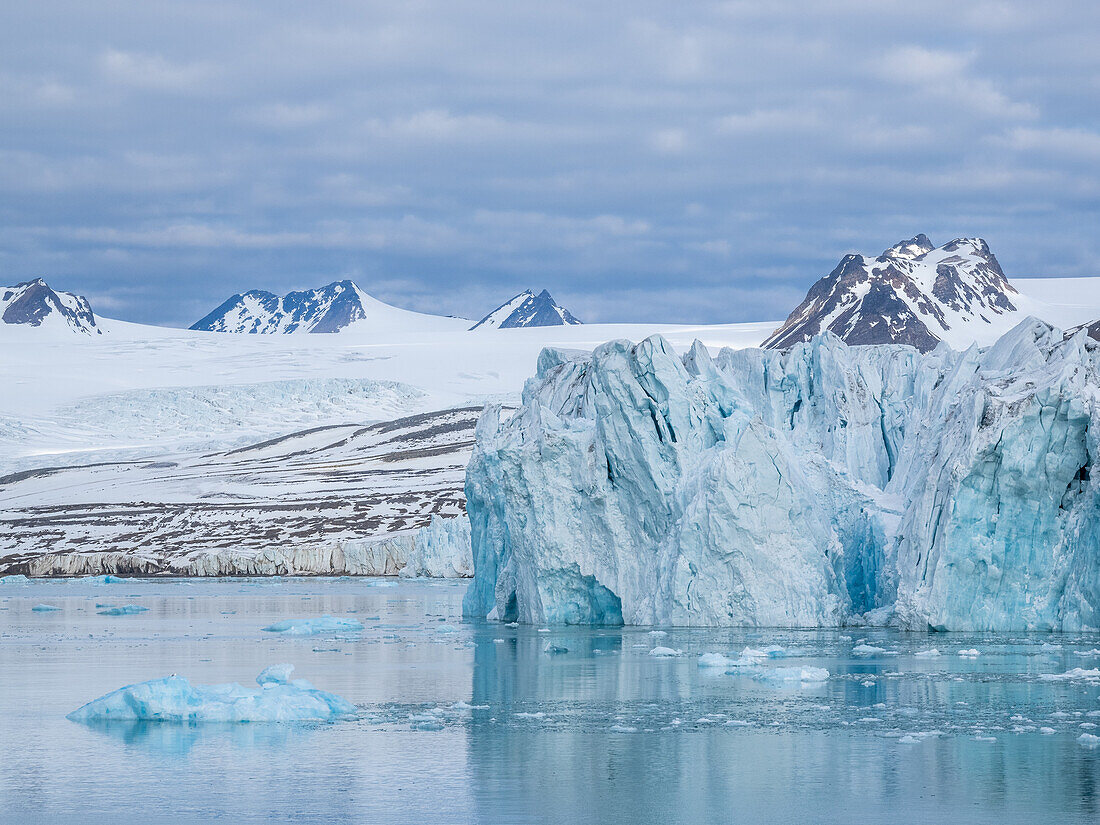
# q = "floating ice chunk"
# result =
<box><xmin>649</xmin><ymin>646</ymin><xmax>681</xmax><ymax>657</ymax></box>
<box><xmin>97</xmin><ymin>605</ymin><xmax>148</xmax><ymax>616</ymax></box>
<box><xmin>958</xmin><ymin>649</ymin><xmax>981</xmax><ymax>657</ymax></box>
<box><xmin>0</xmin><ymin>574</ymin><xmax>29</xmax><ymax>584</ymax></box>
<box><xmin>747</xmin><ymin>666</ymin><xmax>829</xmax><ymax>683</ymax></box>
<box><xmin>256</xmin><ymin>663</ymin><xmax>295</xmax><ymax>685</ymax></box>
<box><xmin>67</xmin><ymin>669</ymin><xmax>356</xmax><ymax>723</ymax></box>
<box><xmin>914</xmin><ymin>648</ymin><xmax>941</xmax><ymax>658</ymax></box>
<box><xmin>1039</xmin><ymin>668</ymin><xmax>1100</xmax><ymax>682</ymax></box>
<box><xmin>515</xmin><ymin>711</ymin><xmax>546</xmax><ymax>719</ymax></box>
<box><xmin>1040</xmin><ymin>727</ymin><xmax>1057</xmax><ymax>735</ymax></box>
<box><xmin>698</xmin><ymin>652</ymin><xmax>734</xmax><ymax>668</ymax></box>
<box><xmin>898</xmin><ymin>735</ymin><xmax>921</xmax><ymax>744</ymax></box>
<box><xmin>32</xmin><ymin>604</ymin><xmax>61</xmax><ymax>612</ymax></box>
<box><xmin>1073</xmin><ymin>649</ymin><xmax>1100</xmax><ymax>657</ymax></box>
<box><xmin>610</xmin><ymin>724</ymin><xmax>638</xmax><ymax>732</ymax></box>
<box><xmin>262</xmin><ymin>616</ymin><xmax>364</xmax><ymax>636</ymax></box>
<box><xmin>83</xmin><ymin>575</ymin><xmax>131</xmax><ymax>584</ymax></box>
<box><xmin>648</xmin><ymin>630</ymin><xmax>668</xmax><ymax>637</ymax></box>
<box><xmin>1078</xmin><ymin>733</ymin><xmax>1100</xmax><ymax>748</ymax></box>
<box><xmin>852</xmin><ymin>644</ymin><xmax>887</xmax><ymax>657</ymax></box>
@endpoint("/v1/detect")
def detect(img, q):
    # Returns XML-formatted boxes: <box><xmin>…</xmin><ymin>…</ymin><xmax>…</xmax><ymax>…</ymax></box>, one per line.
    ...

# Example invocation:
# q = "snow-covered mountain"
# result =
<box><xmin>763</xmin><ymin>235</ymin><xmax>1021</xmax><ymax>352</ymax></box>
<box><xmin>1</xmin><ymin>279</ymin><xmax>100</xmax><ymax>335</ymax></box>
<box><xmin>471</xmin><ymin>289</ymin><xmax>581</xmax><ymax>330</ymax></box>
<box><xmin>190</xmin><ymin>279</ymin><xmax>469</xmax><ymax>334</ymax></box>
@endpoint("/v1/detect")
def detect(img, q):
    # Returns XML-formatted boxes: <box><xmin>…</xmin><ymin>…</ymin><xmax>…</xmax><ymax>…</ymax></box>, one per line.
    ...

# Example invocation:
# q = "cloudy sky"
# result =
<box><xmin>3</xmin><ymin>1</ymin><xmax>1099</xmax><ymax>326</ymax></box>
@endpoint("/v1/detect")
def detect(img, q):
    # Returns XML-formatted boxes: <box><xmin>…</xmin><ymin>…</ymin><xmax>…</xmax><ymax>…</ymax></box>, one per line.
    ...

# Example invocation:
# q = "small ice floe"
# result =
<box><xmin>1078</xmin><ymin>733</ymin><xmax>1100</xmax><ymax>749</ymax></box>
<box><xmin>544</xmin><ymin>642</ymin><xmax>568</xmax><ymax>655</ymax></box>
<box><xmin>66</xmin><ymin>665</ymin><xmax>355</xmax><ymax>723</ymax></box>
<box><xmin>1073</xmin><ymin>649</ymin><xmax>1100</xmax><ymax>657</ymax></box>
<box><xmin>698</xmin><ymin>652</ymin><xmax>734</xmax><ymax>668</ymax></box>
<box><xmin>515</xmin><ymin>711</ymin><xmax>546</xmax><ymax>719</ymax></box>
<box><xmin>648</xmin><ymin>630</ymin><xmax>668</xmax><ymax>637</ymax></box>
<box><xmin>97</xmin><ymin>605</ymin><xmax>148</xmax><ymax>616</ymax></box>
<box><xmin>852</xmin><ymin>644</ymin><xmax>888</xmax><ymax>657</ymax></box>
<box><xmin>1039</xmin><ymin>668</ymin><xmax>1100</xmax><ymax>682</ymax></box>
<box><xmin>83</xmin><ymin>575</ymin><xmax>131</xmax><ymax>584</ymax></box>
<box><xmin>1040</xmin><ymin>727</ymin><xmax>1057</xmax><ymax>735</ymax></box>
<box><xmin>914</xmin><ymin>648</ymin><xmax>941</xmax><ymax>658</ymax></box>
<box><xmin>262</xmin><ymin>616</ymin><xmax>364</xmax><ymax>636</ymax></box>
<box><xmin>0</xmin><ymin>574</ymin><xmax>29</xmax><ymax>584</ymax></box>
<box><xmin>610</xmin><ymin>724</ymin><xmax>638</xmax><ymax>733</ymax></box>
<box><xmin>750</xmin><ymin>666</ymin><xmax>829</xmax><ymax>684</ymax></box>
<box><xmin>649</xmin><ymin>646</ymin><xmax>681</xmax><ymax>657</ymax></box>
<box><xmin>958</xmin><ymin>649</ymin><xmax>982</xmax><ymax>658</ymax></box>
<box><xmin>32</xmin><ymin>604</ymin><xmax>61</xmax><ymax>612</ymax></box>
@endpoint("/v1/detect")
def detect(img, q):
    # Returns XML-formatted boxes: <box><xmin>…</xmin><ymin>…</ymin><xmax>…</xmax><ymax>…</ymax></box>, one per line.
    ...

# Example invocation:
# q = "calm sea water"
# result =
<box><xmin>2</xmin><ymin>576</ymin><xmax>1100</xmax><ymax>824</ymax></box>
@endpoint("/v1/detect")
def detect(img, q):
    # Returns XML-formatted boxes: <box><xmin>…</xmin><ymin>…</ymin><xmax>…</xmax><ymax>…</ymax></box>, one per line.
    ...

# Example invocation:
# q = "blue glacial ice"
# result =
<box><xmin>262</xmin><ymin>615</ymin><xmax>364</xmax><ymax>635</ymax></box>
<box><xmin>67</xmin><ymin>665</ymin><xmax>356</xmax><ymax>723</ymax></box>
<box><xmin>464</xmin><ymin>319</ymin><xmax>1100</xmax><ymax>631</ymax></box>
<box><xmin>97</xmin><ymin>605</ymin><xmax>149</xmax><ymax>616</ymax></box>
<box><xmin>32</xmin><ymin>604</ymin><xmax>62</xmax><ymax>612</ymax></box>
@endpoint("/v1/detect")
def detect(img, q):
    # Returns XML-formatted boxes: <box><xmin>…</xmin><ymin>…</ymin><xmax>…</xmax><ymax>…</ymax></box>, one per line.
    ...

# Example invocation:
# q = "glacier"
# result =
<box><xmin>463</xmin><ymin>318</ymin><xmax>1100</xmax><ymax>631</ymax></box>
<box><xmin>66</xmin><ymin>665</ymin><xmax>356</xmax><ymax>723</ymax></box>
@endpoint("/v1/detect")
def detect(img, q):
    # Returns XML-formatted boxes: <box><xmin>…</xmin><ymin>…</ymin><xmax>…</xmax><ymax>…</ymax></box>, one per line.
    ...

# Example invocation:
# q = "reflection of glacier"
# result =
<box><xmin>464</xmin><ymin>320</ymin><xmax>1100</xmax><ymax>630</ymax></box>
<box><xmin>465</xmin><ymin>632</ymin><xmax>1100</xmax><ymax>823</ymax></box>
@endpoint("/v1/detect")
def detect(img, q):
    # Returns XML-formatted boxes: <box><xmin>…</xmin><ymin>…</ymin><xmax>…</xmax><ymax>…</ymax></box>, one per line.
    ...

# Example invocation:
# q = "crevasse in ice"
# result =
<box><xmin>463</xmin><ymin>318</ymin><xmax>1100</xmax><ymax>631</ymax></box>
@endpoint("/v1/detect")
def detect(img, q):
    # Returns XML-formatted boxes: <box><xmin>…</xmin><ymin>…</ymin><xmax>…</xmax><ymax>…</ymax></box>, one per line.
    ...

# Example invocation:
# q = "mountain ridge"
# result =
<box><xmin>471</xmin><ymin>289</ymin><xmax>581</xmax><ymax>330</ymax></box>
<box><xmin>763</xmin><ymin>235</ymin><xmax>1020</xmax><ymax>352</ymax></box>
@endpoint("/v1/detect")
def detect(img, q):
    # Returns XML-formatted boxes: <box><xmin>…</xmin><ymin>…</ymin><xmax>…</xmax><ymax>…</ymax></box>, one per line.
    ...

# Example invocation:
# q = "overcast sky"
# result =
<box><xmin>2</xmin><ymin>1</ymin><xmax>1099</xmax><ymax>326</ymax></box>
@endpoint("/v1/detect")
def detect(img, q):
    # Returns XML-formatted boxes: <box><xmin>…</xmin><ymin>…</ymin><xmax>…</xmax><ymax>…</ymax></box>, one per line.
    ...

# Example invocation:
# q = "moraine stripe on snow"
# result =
<box><xmin>763</xmin><ymin>235</ymin><xmax>1018</xmax><ymax>353</ymax></box>
<box><xmin>464</xmin><ymin>318</ymin><xmax>1100</xmax><ymax>631</ymax></box>
<box><xmin>0</xmin><ymin>407</ymin><xmax>479</xmax><ymax>577</ymax></box>
<box><xmin>471</xmin><ymin>289</ymin><xmax>582</xmax><ymax>330</ymax></box>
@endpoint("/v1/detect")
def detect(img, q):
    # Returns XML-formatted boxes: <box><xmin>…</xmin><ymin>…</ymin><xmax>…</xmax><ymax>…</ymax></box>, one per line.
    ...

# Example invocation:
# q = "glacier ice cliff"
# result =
<box><xmin>10</xmin><ymin>515</ymin><xmax>472</xmax><ymax>579</ymax></box>
<box><xmin>463</xmin><ymin>319</ymin><xmax>1100</xmax><ymax>631</ymax></box>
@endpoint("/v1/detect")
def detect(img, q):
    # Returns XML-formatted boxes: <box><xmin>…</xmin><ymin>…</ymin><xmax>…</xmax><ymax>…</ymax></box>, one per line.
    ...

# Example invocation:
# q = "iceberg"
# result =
<box><xmin>97</xmin><ymin>605</ymin><xmax>149</xmax><ymax>616</ymax></box>
<box><xmin>67</xmin><ymin>665</ymin><xmax>355</xmax><ymax>723</ymax></box>
<box><xmin>32</xmin><ymin>604</ymin><xmax>62</xmax><ymax>612</ymax></box>
<box><xmin>463</xmin><ymin>319</ymin><xmax>1100</xmax><ymax>631</ymax></box>
<box><xmin>262</xmin><ymin>615</ymin><xmax>364</xmax><ymax>635</ymax></box>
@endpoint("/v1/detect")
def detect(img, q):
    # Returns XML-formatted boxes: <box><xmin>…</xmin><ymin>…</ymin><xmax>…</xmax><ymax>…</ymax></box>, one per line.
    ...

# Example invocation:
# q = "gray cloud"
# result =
<box><xmin>1</xmin><ymin>1</ymin><xmax>1099</xmax><ymax>326</ymax></box>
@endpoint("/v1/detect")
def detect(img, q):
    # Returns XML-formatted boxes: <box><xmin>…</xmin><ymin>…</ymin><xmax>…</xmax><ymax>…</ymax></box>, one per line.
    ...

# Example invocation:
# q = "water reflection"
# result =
<box><xmin>466</xmin><ymin>628</ymin><xmax>1100</xmax><ymax>825</ymax></box>
<box><xmin>76</xmin><ymin>719</ymin><xmax>316</xmax><ymax>757</ymax></box>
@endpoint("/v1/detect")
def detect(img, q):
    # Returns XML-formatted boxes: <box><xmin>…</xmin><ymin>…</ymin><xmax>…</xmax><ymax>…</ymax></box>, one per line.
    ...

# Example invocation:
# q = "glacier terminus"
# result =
<box><xmin>464</xmin><ymin>318</ymin><xmax>1100</xmax><ymax>631</ymax></box>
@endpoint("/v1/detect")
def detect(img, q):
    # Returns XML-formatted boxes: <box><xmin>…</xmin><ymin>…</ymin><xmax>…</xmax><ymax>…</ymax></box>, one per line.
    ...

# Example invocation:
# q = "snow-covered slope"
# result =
<box><xmin>0</xmin><ymin>407</ymin><xmax>477</xmax><ymax>577</ymax></box>
<box><xmin>763</xmin><ymin>236</ymin><xmax>1033</xmax><ymax>352</ymax></box>
<box><xmin>1</xmin><ymin>279</ymin><xmax>99</xmax><ymax>335</ymax></box>
<box><xmin>191</xmin><ymin>279</ymin><xmax>471</xmax><ymax>334</ymax></box>
<box><xmin>464</xmin><ymin>319</ymin><xmax>1100</xmax><ymax>631</ymax></box>
<box><xmin>471</xmin><ymin>289</ymin><xmax>581</xmax><ymax>330</ymax></box>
